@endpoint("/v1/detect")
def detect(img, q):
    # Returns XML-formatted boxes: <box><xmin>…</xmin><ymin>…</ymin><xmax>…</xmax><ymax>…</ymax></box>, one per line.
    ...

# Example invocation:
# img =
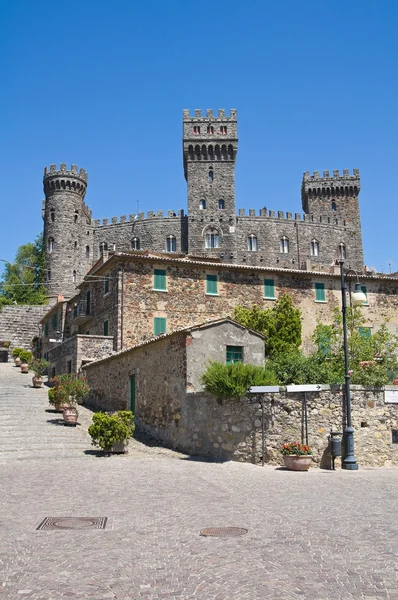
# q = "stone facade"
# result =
<box><xmin>47</xmin><ymin>334</ymin><xmax>114</xmax><ymax>377</ymax></box>
<box><xmin>0</xmin><ymin>305</ymin><xmax>49</xmax><ymax>352</ymax></box>
<box><xmin>42</xmin><ymin>109</ymin><xmax>364</xmax><ymax>302</ymax></box>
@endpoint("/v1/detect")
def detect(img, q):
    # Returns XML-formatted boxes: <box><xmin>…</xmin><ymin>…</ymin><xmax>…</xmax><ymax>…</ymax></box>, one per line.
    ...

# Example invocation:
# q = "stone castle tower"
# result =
<box><xmin>43</xmin><ymin>164</ymin><xmax>93</xmax><ymax>300</ymax></box>
<box><xmin>183</xmin><ymin>109</ymin><xmax>238</xmax><ymax>261</ymax></box>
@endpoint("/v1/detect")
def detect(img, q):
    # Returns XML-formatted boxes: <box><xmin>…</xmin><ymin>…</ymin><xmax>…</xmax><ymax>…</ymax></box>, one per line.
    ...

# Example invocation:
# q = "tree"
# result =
<box><xmin>233</xmin><ymin>293</ymin><xmax>302</xmax><ymax>356</ymax></box>
<box><xmin>0</xmin><ymin>234</ymin><xmax>47</xmax><ymax>305</ymax></box>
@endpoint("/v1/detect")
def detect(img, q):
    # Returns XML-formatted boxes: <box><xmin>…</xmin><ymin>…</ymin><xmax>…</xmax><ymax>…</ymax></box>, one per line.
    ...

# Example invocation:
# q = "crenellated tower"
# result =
<box><xmin>183</xmin><ymin>109</ymin><xmax>238</xmax><ymax>260</ymax></box>
<box><xmin>43</xmin><ymin>164</ymin><xmax>93</xmax><ymax>300</ymax></box>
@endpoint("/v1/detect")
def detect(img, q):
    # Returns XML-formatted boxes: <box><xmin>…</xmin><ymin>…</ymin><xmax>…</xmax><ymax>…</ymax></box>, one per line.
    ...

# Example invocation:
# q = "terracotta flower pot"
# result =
<box><xmin>63</xmin><ymin>407</ymin><xmax>78</xmax><ymax>425</ymax></box>
<box><xmin>20</xmin><ymin>363</ymin><xmax>29</xmax><ymax>374</ymax></box>
<box><xmin>54</xmin><ymin>400</ymin><xmax>69</xmax><ymax>412</ymax></box>
<box><xmin>32</xmin><ymin>376</ymin><xmax>43</xmax><ymax>388</ymax></box>
<box><xmin>14</xmin><ymin>357</ymin><xmax>21</xmax><ymax>366</ymax></box>
<box><xmin>283</xmin><ymin>455</ymin><xmax>312</xmax><ymax>471</ymax></box>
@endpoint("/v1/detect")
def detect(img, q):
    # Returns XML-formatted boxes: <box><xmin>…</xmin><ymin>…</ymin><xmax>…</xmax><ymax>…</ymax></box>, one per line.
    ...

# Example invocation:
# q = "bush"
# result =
<box><xmin>51</xmin><ymin>374</ymin><xmax>90</xmax><ymax>407</ymax></box>
<box><xmin>200</xmin><ymin>361</ymin><xmax>278</xmax><ymax>400</ymax></box>
<box><xmin>19</xmin><ymin>350</ymin><xmax>32</xmax><ymax>364</ymax></box>
<box><xmin>12</xmin><ymin>347</ymin><xmax>24</xmax><ymax>358</ymax></box>
<box><xmin>48</xmin><ymin>387</ymin><xmax>55</xmax><ymax>405</ymax></box>
<box><xmin>29</xmin><ymin>358</ymin><xmax>49</xmax><ymax>377</ymax></box>
<box><xmin>88</xmin><ymin>411</ymin><xmax>135</xmax><ymax>451</ymax></box>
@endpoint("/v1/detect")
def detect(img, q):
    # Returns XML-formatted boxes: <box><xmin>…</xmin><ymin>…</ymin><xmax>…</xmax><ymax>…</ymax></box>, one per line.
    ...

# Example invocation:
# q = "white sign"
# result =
<box><xmin>248</xmin><ymin>386</ymin><xmax>280</xmax><ymax>393</ymax></box>
<box><xmin>385</xmin><ymin>390</ymin><xmax>398</xmax><ymax>404</ymax></box>
<box><xmin>286</xmin><ymin>384</ymin><xmax>323</xmax><ymax>393</ymax></box>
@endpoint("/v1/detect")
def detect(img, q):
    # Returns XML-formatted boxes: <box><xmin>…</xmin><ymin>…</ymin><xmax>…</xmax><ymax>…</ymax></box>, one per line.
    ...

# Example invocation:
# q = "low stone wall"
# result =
<box><xmin>135</xmin><ymin>387</ymin><xmax>398</xmax><ymax>468</ymax></box>
<box><xmin>48</xmin><ymin>334</ymin><xmax>114</xmax><ymax>375</ymax></box>
<box><xmin>0</xmin><ymin>305</ymin><xmax>49</xmax><ymax>351</ymax></box>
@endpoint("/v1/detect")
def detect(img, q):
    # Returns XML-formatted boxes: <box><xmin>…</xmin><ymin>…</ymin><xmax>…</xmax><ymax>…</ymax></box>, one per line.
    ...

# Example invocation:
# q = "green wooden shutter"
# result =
<box><xmin>361</xmin><ymin>286</ymin><xmax>368</xmax><ymax>304</ymax></box>
<box><xmin>206</xmin><ymin>274</ymin><xmax>218</xmax><ymax>295</ymax></box>
<box><xmin>103</xmin><ymin>320</ymin><xmax>109</xmax><ymax>336</ymax></box>
<box><xmin>315</xmin><ymin>282</ymin><xmax>326</xmax><ymax>302</ymax></box>
<box><xmin>154</xmin><ymin>269</ymin><xmax>166</xmax><ymax>290</ymax></box>
<box><xmin>44</xmin><ymin>321</ymin><xmax>49</xmax><ymax>336</ymax></box>
<box><xmin>154</xmin><ymin>317</ymin><xmax>166</xmax><ymax>335</ymax></box>
<box><xmin>264</xmin><ymin>279</ymin><xmax>275</xmax><ymax>298</ymax></box>
<box><xmin>52</xmin><ymin>312</ymin><xmax>58</xmax><ymax>329</ymax></box>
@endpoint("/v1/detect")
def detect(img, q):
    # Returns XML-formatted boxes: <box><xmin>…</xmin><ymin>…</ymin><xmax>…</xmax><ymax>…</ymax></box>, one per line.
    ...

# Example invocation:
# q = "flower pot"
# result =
<box><xmin>54</xmin><ymin>400</ymin><xmax>69</xmax><ymax>412</ymax></box>
<box><xmin>283</xmin><ymin>455</ymin><xmax>312</xmax><ymax>471</ymax></box>
<box><xmin>14</xmin><ymin>357</ymin><xmax>21</xmax><ymax>366</ymax></box>
<box><xmin>20</xmin><ymin>363</ymin><xmax>29</xmax><ymax>374</ymax></box>
<box><xmin>63</xmin><ymin>407</ymin><xmax>78</xmax><ymax>425</ymax></box>
<box><xmin>109</xmin><ymin>441</ymin><xmax>127</xmax><ymax>454</ymax></box>
<box><xmin>32</xmin><ymin>376</ymin><xmax>43</xmax><ymax>388</ymax></box>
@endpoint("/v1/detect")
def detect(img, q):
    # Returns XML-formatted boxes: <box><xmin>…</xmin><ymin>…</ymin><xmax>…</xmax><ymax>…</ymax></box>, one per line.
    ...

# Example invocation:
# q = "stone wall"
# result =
<box><xmin>48</xmin><ymin>334</ymin><xmax>114</xmax><ymax>376</ymax></box>
<box><xmin>0</xmin><ymin>305</ymin><xmax>49</xmax><ymax>351</ymax></box>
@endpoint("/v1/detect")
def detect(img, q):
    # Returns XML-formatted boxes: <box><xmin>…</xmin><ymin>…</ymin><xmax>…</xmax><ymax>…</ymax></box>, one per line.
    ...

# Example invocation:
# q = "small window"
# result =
<box><xmin>104</xmin><ymin>273</ymin><xmax>110</xmax><ymax>295</ymax></box>
<box><xmin>44</xmin><ymin>321</ymin><xmax>49</xmax><ymax>336</ymax></box>
<box><xmin>218</xmin><ymin>199</ymin><xmax>225</xmax><ymax>209</ymax></box>
<box><xmin>154</xmin><ymin>317</ymin><xmax>167</xmax><ymax>336</ymax></box>
<box><xmin>248</xmin><ymin>234</ymin><xmax>258</xmax><ymax>251</ymax></box>
<box><xmin>339</xmin><ymin>243</ymin><xmax>346</xmax><ymax>259</ymax></box>
<box><xmin>205</xmin><ymin>233</ymin><xmax>220</xmax><ymax>249</ymax></box>
<box><xmin>280</xmin><ymin>236</ymin><xmax>289</xmax><ymax>254</ymax></box>
<box><xmin>166</xmin><ymin>235</ymin><xmax>176</xmax><ymax>252</ymax></box>
<box><xmin>358</xmin><ymin>327</ymin><xmax>371</xmax><ymax>339</ymax></box>
<box><xmin>74</xmin><ymin>211</ymin><xmax>79</xmax><ymax>223</ymax></box>
<box><xmin>226</xmin><ymin>345</ymin><xmax>243</xmax><ymax>364</ymax></box>
<box><xmin>154</xmin><ymin>269</ymin><xmax>167</xmax><ymax>291</ymax></box>
<box><xmin>67</xmin><ymin>360</ymin><xmax>72</xmax><ymax>374</ymax></box>
<box><xmin>47</xmin><ymin>269</ymin><xmax>51</xmax><ymax>281</ymax></box>
<box><xmin>86</xmin><ymin>290</ymin><xmax>91</xmax><ymax>315</ymax></box>
<box><xmin>199</xmin><ymin>199</ymin><xmax>206</xmax><ymax>210</ymax></box>
<box><xmin>48</xmin><ymin>238</ymin><xmax>54</xmax><ymax>253</ymax></box>
<box><xmin>193</xmin><ymin>125</ymin><xmax>200</xmax><ymax>135</ymax></box>
<box><xmin>72</xmin><ymin>270</ymin><xmax>76</xmax><ymax>283</ymax></box>
<box><xmin>208</xmin><ymin>168</ymin><xmax>214</xmax><ymax>182</ymax></box>
<box><xmin>361</xmin><ymin>285</ymin><xmax>369</xmax><ymax>305</ymax></box>
<box><xmin>264</xmin><ymin>279</ymin><xmax>275</xmax><ymax>299</ymax></box>
<box><xmin>314</xmin><ymin>282</ymin><xmax>326</xmax><ymax>302</ymax></box>
<box><xmin>207</xmin><ymin>125</ymin><xmax>214</xmax><ymax>134</ymax></box>
<box><xmin>74</xmin><ymin>241</ymin><xmax>77</xmax><ymax>250</ymax></box>
<box><xmin>50</xmin><ymin>210</ymin><xmax>55</xmax><ymax>222</ymax></box>
<box><xmin>220</xmin><ymin>126</ymin><xmax>227</xmax><ymax>135</ymax></box>
<box><xmin>206</xmin><ymin>274</ymin><xmax>218</xmax><ymax>295</ymax></box>
<box><xmin>52</xmin><ymin>312</ymin><xmax>58</xmax><ymax>329</ymax></box>
<box><xmin>331</xmin><ymin>201</ymin><xmax>337</xmax><ymax>211</ymax></box>
<box><xmin>85</xmin><ymin>245</ymin><xmax>90</xmax><ymax>259</ymax></box>
<box><xmin>310</xmin><ymin>240</ymin><xmax>319</xmax><ymax>256</ymax></box>
<box><xmin>131</xmin><ymin>237</ymin><xmax>140</xmax><ymax>250</ymax></box>
<box><xmin>103</xmin><ymin>320</ymin><xmax>109</xmax><ymax>336</ymax></box>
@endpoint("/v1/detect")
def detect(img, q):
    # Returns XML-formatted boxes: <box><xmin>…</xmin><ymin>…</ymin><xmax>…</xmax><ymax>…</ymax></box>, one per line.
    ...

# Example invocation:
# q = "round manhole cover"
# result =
<box><xmin>52</xmin><ymin>518</ymin><xmax>98</xmax><ymax>529</ymax></box>
<box><xmin>200</xmin><ymin>527</ymin><xmax>248</xmax><ymax>537</ymax></box>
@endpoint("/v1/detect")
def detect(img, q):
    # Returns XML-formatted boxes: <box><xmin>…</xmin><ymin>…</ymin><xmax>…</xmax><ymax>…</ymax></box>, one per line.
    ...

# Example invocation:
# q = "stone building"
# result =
<box><xmin>42</xmin><ymin>109</ymin><xmax>364</xmax><ymax>301</ymax></box>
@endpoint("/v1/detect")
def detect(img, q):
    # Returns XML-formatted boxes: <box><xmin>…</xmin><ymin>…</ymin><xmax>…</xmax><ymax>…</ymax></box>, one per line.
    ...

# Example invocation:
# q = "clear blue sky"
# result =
<box><xmin>1</xmin><ymin>0</ymin><xmax>397</xmax><ymax>274</ymax></box>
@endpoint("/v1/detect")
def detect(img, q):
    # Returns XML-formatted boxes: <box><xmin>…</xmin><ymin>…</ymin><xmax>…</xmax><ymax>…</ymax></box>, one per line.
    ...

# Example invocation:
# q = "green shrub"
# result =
<box><xmin>19</xmin><ymin>350</ymin><xmax>32</xmax><ymax>364</ymax></box>
<box><xmin>29</xmin><ymin>358</ymin><xmax>49</xmax><ymax>377</ymax></box>
<box><xmin>12</xmin><ymin>347</ymin><xmax>24</xmax><ymax>358</ymax></box>
<box><xmin>200</xmin><ymin>361</ymin><xmax>278</xmax><ymax>400</ymax></box>
<box><xmin>48</xmin><ymin>387</ymin><xmax>55</xmax><ymax>405</ymax></box>
<box><xmin>88</xmin><ymin>411</ymin><xmax>135</xmax><ymax>451</ymax></box>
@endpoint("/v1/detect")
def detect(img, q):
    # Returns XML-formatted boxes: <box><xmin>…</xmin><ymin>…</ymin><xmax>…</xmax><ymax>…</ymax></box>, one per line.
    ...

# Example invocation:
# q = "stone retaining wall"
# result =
<box><xmin>0</xmin><ymin>305</ymin><xmax>49</xmax><ymax>351</ymax></box>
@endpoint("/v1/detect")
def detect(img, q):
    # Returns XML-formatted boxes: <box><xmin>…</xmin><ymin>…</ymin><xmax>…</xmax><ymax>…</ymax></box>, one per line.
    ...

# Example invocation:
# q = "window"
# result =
<box><xmin>73</xmin><ymin>270</ymin><xmax>76</xmax><ymax>283</ymax></box>
<box><xmin>154</xmin><ymin>269</ymin><xmax>167</xmax><ymax>291</ymax></box>
<box><xmin>74</xmin><ymin>241</ymin><xmax>77</xmax><ymax>250</ymax></box>
<box><xmin>48</xmin><ymin>238</ymin><xmax>54</xmax><ymax>253</ymax></box>
<box><xmin>339</xmin><ymin>243</ymin><xmax>346</xmax><ymax>259</ymax></box>
<box><xmin>220</xmin><ymin>126</ymin><xmax>227</xmax><ymax>134</ymax></box>
<box><xmin>358</xmin><ymin>327</ymin><xmax>371</xmax><ymax>339</ymax></box>
<box><xmin>44</xmin><ymin>321</ymin><xmax>49</xmax><ymax>336</ymax></box>
<box><xmin>47</xmin><ymin>269</ymin><xmax>51</xmax><ymax>281</ymax></box>
<box><xmin>74</xmin><ymin>211</ymin><xmax>78</xmax><ymax>223</ymax></box>
<box><xmin>314</xmin><ymin>282</ymin><xmax>326</xmax><ymax>302</ymax></box>
<box><xmin>247</xmin><ymin>234</ymin><xmax>258</xmax><ymax>251</ymax></box>
<box><xmin>218</xmin><ymin>199</ymin><xmax>225</xmax><ymax>209</ymax></box>
<box><xmin>166</xmin><ymin>235</ymin><xmax>176</xmax><ymax>252</ymax></box>
<box><xmin>280</xmin><ymin>236</ymin><xmax>289</xmax><ymax>253</ymax></box>
<box><xmin>360</xmin><ymin>285</ymin><xmax>369</xmax><ymax>305</ymax></box>
<box><xmin>131</xmin><ymin>237</ymin><xmax>140</xmax><ymax>250</ymax></box>
<box><xmin>193</xmin><ymin>125</ymin><xmax>200</xmax><ymax>135</ymax></box>
<box><xmin>264</xmin><ymin>279</ymin><xmax>275</xmax><ymax>299</ymax></box>
<box><xmin>310</xmin><ymin>240</ymin><xmax>319</xmax><ymax>256</ymax></box>
<box><xmin>67</xmin><ymin>360</ymin><xmax>72</xmax><ymax>374</ymax></box>
<box><xmin>86</xmin><ymin>245</ymin><xmax>90</xmax><ymax>259</ymax></box>
<box><xmin>104</xmin><ymin>273</ymin><xmax>110</xmax><ymax>295</ymax></box>
<box><xmin>207</xmin><ymin>125</ymin><xmax>214</xmax><ymax>134</ymax></box>
<box><xmin>205</xmin><ymin>233</ymin><xmax>220</xmax><ymax>249</ymax></box>
<box><xmin>52</xmin><ymin>312</ymin><xmax>58</xmax><ymax>329</ymax></box>
<box><xmin>332</xmin><ymin>201</ymin><xmax>337</xmax><ymax>211</ymax></box>
<box><xmin>50</xmin><ymin>210</ymin><xmax>55</xmax><ymax>222</ymax></box>
<box><xmin>208</xmin><ymin>168</ymin><xmax>214</xmax><ymax>182</ymax></box>
<box><xmin>199</xmin><ymin>199</ymin><xmax>206</xmax><ymax>210</ymax></box>
<box><xmin>86</xmin><ymin>290</ymin><xmax>91</xmax><ymax>315</ymax></box>
<box><xmin>154</xmin><ymin>317</ymin><xmax>167</xmax><ymax>336</ymax></box>
<box><xmin>206</xmin><ymin>274</ymin><xmax>218</xmax><ymax>295</ymax></box>
<box><xmin>226</xmin><ymin>346</ymin><xmax>243</xmax><ymax>364</ymax></box>
<box><xmin>100</xmin><ymin>242</ymin><xmax>108</xmax><ymax>254</ymax></box>
<box><xmin>103</xmin><ymin>320</ymin><xmax>109</xmax><ymax>336</ymax></box>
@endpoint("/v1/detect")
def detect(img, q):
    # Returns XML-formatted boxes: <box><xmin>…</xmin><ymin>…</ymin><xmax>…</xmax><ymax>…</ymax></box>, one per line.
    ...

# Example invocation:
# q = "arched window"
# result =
<box><xmin>339</xmin><ymin>243</ymin><xmax>346</xmax><ymax>259</ymax></box>
<box><xmin>50</xmin><ymin>210</ymin><xmax>55</xmax><ymax>222</ymax></box>
<box><xmin>85</xmin><ymin>245</ymin><xmax>90</xmax><ymax>259</ymax></box>
<box><xmin>331</xmin><ymin>201</ymin><xmax>337</xmax><ymax>211</ymax></box>
<box><xmin>74</xmin><ymin>210</ymin><xmax>79</xmax><ymax>223</ymax></box>
<box><xmin>131</xmin><ymin>237</ymin><xmax>140</xmax><ymax>250</ymax></box>
<box><xmin>72</xmin><ymin>270</ymin><xmax>76</xmax><ymax>283</ymax></box>
<box><xmin>207</xmin><ymin>125</ymin><xmax>214</xmax><ymax>134</ymax></box>
<box><xmin>205</xmin><ymin>231</ymin><xmax>221</xmax><ymax>249</ymax></box>
<box><xmin>220</xmin><ymin>126</ymin><xmax>227</xmax><ymax>134</ymax></box>
<box><xmin>310</xmin><ymin>239</ymin><xmax>319</xmax><ymax>256</ymax></box>
<box><xmin>100</xmin><ymin>242</ymin><xmax>108</xmax><ymax>254</ymax></box>
<box><xmin>208</xmin><ymin>168</ymin><xmax>214</xmax><ymax>182</ymax></box>
<box><xmin>280</xmin><ymin>236</ymin><xmax>289</xmax><ymax>254</ymax></box>
<box><xmin>166</xmin><ymin>235</ymin><xmax>176</xmax><ymax>252</ymax></box>
<box><xmin>48</xmin><ymin>238</ymin><xmax>54</xmax><ymax>253</ymax></box>
<box><xmin>218</xmin><ymin>199</ymin><xmax>225</xmax><ymax>209</ymax></box>
<box><xmin>247</xmin><ymin>234</ymin><xmax>258</xmax><ymax>251</ymax></box>
<box><xmin>199</xmin><ymin>199</ymin><xmax>206</xmax><ymax>210</ymax></box>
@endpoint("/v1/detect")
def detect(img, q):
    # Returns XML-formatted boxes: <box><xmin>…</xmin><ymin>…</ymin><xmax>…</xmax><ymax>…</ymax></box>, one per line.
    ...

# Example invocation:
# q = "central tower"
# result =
<box><xmin>183</xmin><ymin>109</ymin><xmax>238</xmax><ymax>261</ymax></box>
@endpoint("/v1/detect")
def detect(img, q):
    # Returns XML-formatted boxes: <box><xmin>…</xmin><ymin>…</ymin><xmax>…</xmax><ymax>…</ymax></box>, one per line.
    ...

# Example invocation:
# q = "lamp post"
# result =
<box><xmin>339</xmin><ymin>258</ymin><xmax>367</xmax><ymax>470</ymax></box>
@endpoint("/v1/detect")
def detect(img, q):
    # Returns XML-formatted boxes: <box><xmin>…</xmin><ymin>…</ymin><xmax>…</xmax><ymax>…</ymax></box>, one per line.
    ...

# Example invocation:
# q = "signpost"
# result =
<box><xmin>248</xmin><ymin>386</ymin><xmax>280</xmax><ymax>466</ymax></box>
<box><xmin>286</xmin><ymin>385</ymin><xmax>323</xmax><ymax>445</ymax></box>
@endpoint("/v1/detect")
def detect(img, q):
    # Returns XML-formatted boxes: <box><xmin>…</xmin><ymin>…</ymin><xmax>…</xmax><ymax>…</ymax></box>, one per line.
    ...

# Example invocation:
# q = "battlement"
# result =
<box><xmin>183</xmin><ymin>108</ymin><xmax>237</xmax><ymax>121</ymax></box>
<box><xmin>94</xmin><ymin>210</ymin><xmax>185</xmax><ymax>228</ymax></box>
<box><xmin>43</xmin><ymin>163</ymin><xmax>88</xmax><ymax>182</ymax></box>
<box><xmin>303</xmin><ymin>169</ymin><xmax>359</xmax><ymax>183</ymax></box>
<box><xmin>237</xmin><ymin>208</ymin><xmax>344</xmax><ymax>225</ymax></box>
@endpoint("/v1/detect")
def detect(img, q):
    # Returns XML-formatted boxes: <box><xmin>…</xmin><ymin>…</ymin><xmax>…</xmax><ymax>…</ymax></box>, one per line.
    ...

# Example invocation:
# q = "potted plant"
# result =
<box><xmin>19</xmin><ymin>350</ymin><xmax>32</xmax><ymax>374</ymax></box>
<box><xmin>12</xmin><ymin>347</ymin><xmax>23</xmax><ymax>366</ymax></box>
<box><xmin>50</xmin><ymin>374</ymin><xmax>70</xmax><ymax>412</ymax></box>
<box><xmin>88</xmin><ymin>411</ymin><xmax>135</xmax><ymax>453</ymax></box>
<box><xmin>29</xmin><ymin>358</ymin><xmax>49</xmax><ymax>388</ymax></box>
<box><xmin>62</xmin><ymin>375</ymin><xmax>90</xmax><ymax>426</ymax></box>
<box><xmin>281</xmin><ymin>442</ymin><xmax>313</xmax><ymax>471</ymax></box>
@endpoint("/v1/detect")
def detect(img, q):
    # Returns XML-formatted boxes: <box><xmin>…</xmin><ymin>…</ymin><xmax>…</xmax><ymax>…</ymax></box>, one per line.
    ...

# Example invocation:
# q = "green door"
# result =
<box><xmin>130</xmin><ymin>375</ymin><xmax>136</xmax><ymax>413</ymax></box>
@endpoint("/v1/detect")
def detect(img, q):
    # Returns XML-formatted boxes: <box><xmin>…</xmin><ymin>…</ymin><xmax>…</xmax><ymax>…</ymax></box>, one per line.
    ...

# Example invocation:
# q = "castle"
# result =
<box><xmin>42</xmin><ymin>109</ymin><xmax>364</xmax><ymax>300</ymax></box>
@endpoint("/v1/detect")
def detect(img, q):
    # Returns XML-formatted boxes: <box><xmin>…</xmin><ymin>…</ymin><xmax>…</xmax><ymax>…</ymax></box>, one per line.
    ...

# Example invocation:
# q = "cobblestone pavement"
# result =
<box><xmin>1</xmin><ymin>363</ymin><xmax>398</xmax><ymax>599</ymax></box>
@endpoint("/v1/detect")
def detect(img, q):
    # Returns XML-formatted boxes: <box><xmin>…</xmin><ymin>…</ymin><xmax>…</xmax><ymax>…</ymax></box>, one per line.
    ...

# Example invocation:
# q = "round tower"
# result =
<box><xmin>43</xmin><ymin>163</ymin><xmax>91</xmax><ymax>300</ymax></box>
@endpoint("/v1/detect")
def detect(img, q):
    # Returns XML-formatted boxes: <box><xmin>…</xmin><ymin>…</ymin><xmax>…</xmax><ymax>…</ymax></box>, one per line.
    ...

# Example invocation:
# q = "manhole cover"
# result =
<box><xmin>37</xmin><ymin>517</ymin><xmax>107</xmax><ymax>531</ymax></box>
<box><xmin>200</xmin><ymin>527</ymin><xmax>248</xmax><ymax>537</ymax></box>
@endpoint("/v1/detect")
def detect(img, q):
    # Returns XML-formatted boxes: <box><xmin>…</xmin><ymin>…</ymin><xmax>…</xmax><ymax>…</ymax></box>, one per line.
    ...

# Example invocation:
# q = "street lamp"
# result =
<box><xmin>339</xmin><ymin>257</ymin><xmax>367</xmax><ymax>470</ymax></box>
